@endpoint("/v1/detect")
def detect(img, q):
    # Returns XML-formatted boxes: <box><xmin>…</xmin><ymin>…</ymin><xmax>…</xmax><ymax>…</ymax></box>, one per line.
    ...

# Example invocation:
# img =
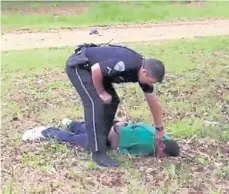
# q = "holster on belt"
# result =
<box><xmin>67</xmin><ymin>46</ymin><xmax>91</xmax><ymax>71</ymax></box>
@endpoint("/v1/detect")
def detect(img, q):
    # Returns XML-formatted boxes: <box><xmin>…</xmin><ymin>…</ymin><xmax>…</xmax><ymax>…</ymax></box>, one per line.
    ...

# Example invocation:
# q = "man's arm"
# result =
<box><xmin>144</xmin><ymin>92</ymin><xmax>164</xmax><ymax>127</ymax></box>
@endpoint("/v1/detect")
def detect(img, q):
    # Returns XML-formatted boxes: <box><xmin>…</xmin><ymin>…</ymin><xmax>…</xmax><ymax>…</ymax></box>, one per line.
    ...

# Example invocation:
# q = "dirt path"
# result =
<box><xmin>2</xmin><ymin>19</ymin><xmax>229</xmax><ymax>51</ymax></box>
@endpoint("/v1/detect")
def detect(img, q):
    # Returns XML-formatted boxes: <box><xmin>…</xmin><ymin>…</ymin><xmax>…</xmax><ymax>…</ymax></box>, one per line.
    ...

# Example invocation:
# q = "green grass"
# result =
<box><xmin>2</xmin><ymin>36</ymin><xmax>229</xmax><ymax>73</ymax></box>
<box><xmin>2</xmin><ymin>1</ymin><xmax>229</xmax><ymax>32</ymax></box>
<box><xmin>2</xmin><ymin>36</ymin><xmax>229</xmax><ymax>193</ymax></box>
<box><xmin>2</xmin><ymin>36</ymin><xmax>229</xmax><ymax>138</ymax></box>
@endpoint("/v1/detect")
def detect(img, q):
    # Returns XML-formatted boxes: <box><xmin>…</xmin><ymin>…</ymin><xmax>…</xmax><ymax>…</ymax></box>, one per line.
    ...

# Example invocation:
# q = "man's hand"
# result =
<box><xmin>99</xmin><ymin>91</ymin><xmax>112</xmax><ymax>104</ymax></box>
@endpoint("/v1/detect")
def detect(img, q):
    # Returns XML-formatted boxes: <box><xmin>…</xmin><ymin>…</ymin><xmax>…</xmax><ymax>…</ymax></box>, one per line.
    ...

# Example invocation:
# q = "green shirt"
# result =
<box><xmin>118</xmin><ymin>122</ymin><xmax>171</xmax><ymax>156</ymax></box>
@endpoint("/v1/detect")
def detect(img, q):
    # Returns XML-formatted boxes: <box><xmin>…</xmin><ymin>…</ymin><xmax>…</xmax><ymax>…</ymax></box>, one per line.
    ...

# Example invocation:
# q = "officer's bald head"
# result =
<box><xmin>143</xmin><ymin>58</ymin><xmax>165</xmax><ymax>83</ymax></box>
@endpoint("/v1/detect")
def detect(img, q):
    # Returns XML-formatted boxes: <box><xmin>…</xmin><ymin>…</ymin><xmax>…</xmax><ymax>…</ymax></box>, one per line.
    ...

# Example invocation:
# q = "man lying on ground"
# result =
<box><xmin>22</xmin><ymin>117</ymin><xmax>180</xmax><ymax>158</ymax></box>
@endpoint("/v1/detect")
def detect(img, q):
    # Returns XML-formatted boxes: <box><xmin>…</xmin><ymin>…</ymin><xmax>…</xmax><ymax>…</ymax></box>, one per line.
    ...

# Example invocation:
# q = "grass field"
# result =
<box><xmin>1</xmin><ymin>36</ymin><xmax>229</xmax><ymax>193</ymax></box>
<box><xmin>2</xmin><ymin>1</ymin><xmax>229</xmax><ymax>32</ymax></box>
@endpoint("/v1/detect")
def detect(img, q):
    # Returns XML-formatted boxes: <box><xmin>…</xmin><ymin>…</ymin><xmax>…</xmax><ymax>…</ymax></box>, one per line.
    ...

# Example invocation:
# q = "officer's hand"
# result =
<box><xmin>155</xmin><ymin>129</ymin><xmax>165</xmax><ymax>157</ymax></box>
<box><xmin>99</xmin><ymin>92</ymin><xmax>112</xmax><ymax>104</ymax></box>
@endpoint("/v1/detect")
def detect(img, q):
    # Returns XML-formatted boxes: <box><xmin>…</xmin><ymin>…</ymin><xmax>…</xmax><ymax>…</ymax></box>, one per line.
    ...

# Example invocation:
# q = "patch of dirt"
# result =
<box><xmin>1</xmin><ymin>137</ymin><xmax>229</xmax><ymax>193</ymax></box>
<box><xmin>156</xmin><ymin>51</ymin><xmax>229</xmax><ymax>126</ymax></box>
<box><xmin>177</xmin><ymin>0</ymin><xmax>207</xmax><ymax>6</ymax></box>
<box><xmin>135</xmin><ymin>138</ymin><xmax>229</xmax><ymax>193</ymax></box>
<box><xmin>2</xmin><ymin>19</ymin><xmax>229</xmax><ymax>51</ymax></box>
<box><xmin>2</xmin><ymin>69</ymin><xmax>75</xmax><ymax>124</ymax></box>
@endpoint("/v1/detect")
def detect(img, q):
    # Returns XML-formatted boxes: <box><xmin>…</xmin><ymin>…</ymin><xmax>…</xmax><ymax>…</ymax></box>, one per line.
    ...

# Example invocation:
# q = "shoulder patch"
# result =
<box><xmin>114</xmin><ymin>61</ymin><xmax>125</xmax><ymax>72</ymax></box>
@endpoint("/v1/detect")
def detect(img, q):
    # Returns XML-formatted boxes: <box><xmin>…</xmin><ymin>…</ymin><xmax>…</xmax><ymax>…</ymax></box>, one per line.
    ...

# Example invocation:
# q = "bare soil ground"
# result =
<box><xmin>2</xmin><ymin>19</ymin><xmax>229</xmax><ymax>51</ymax></box>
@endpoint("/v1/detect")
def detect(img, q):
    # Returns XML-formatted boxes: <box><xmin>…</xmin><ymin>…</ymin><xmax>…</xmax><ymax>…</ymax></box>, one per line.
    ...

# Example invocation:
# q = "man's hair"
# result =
<box><xmin>143</xmin><ymin>58</ymin><xmax>165</xmax><ymax>83</ymax></box>
<box><xmin>164</xmin><ymin>140</ymin><xmax>180</xmax><ymax>157</ymax></box>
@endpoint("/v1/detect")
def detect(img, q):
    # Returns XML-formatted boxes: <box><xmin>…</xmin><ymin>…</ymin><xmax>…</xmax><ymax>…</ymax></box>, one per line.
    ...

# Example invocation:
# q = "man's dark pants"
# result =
<box><xmin>42</xmin><ymin>121</ymin><xmax>88</xmax><ymax>148</ymax></box>
<box><xmin>65</xmin><ymin>53</ymin><xmax>120</xmax><ymax>153</ymax></box>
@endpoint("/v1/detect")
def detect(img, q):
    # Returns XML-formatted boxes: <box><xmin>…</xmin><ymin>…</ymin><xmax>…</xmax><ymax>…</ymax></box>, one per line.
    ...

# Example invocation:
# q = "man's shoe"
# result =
<box><xmin>22</xmin><ymin>126</ymin><xmax>46</xmax><ymax>141</ymax></box>
<box><xmin>92</xmin><ymin>151</ymin><xmax>120</xmax><ymax>167</ymax></box>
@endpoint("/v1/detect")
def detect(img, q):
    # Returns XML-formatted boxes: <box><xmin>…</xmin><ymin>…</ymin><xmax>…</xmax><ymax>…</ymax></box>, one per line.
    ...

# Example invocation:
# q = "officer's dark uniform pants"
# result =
<box><xmin>65</xmin><ymin>53</ymin><xmax>120</xmax><ymax>153</ymax></box>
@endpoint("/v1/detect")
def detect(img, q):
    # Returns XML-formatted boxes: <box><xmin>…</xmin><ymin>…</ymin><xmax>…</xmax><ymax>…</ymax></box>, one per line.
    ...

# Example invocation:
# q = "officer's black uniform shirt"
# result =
<box><xmin>86</xmin><ymin>46</ymin><xmax>154</xmax><ymax>93</ymax></box>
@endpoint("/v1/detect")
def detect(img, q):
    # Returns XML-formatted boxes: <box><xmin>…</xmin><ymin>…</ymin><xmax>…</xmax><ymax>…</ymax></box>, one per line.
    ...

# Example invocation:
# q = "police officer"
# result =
<box><xmin>65</xmin><ymin>43</ymin><xmax>165</xmax><ymax>167</ymax></box>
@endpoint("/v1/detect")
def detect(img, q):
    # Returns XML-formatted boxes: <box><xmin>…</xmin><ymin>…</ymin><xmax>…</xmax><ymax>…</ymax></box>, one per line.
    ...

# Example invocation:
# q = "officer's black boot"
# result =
<box><xmin>92</xmin><ymin>151</ymin><xmax>120</xmax><ymax>167</ymax></box>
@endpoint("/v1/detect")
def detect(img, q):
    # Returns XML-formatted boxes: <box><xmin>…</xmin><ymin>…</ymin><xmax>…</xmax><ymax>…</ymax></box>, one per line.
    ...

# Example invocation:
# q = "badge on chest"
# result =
<box><xmin>114</xmin><ymin>61</ymin><xmax>125</xmax><ymax>72</ymax></box>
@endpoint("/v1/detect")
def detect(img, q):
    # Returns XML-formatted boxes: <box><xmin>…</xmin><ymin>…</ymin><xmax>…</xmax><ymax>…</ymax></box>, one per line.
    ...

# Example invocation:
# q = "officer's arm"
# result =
<box><xmin>91</xmin><ymin>58</ymin><xmax>124</xmax><ymax>95</ymax></box>
<box><xmin>91</xmin><ymin>63</ymin><xmax>106</xmax><ymax>95</ymax></box>
<box><xmin>144</xmin><ymin>92</ymin><xmax>164</xmax><ymax>128</ymax></box>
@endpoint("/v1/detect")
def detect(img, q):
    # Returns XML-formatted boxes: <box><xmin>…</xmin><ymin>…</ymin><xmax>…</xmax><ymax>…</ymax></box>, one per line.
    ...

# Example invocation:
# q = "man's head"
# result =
<box><xmin>163</xmin><ymin>139</ymin><xmax>180</xmax><ymax>157</ymax></box>
<box><xmin>138</xmin><ymin>58</ymin><xmax>165</xmax><ymax>85</ymax></box>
